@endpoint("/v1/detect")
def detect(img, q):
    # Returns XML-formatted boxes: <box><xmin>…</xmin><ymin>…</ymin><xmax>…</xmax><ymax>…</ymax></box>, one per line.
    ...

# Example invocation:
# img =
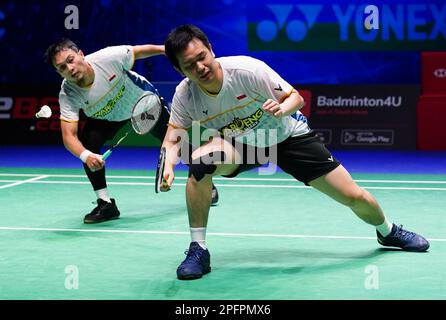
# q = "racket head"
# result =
<box><xmin>155</xmin><ymin>147</ymin><xmax>168</xmax><ymax>193</ymax></box>
<box><xmin>131</xmin><ymin>92</ymin><xmax>163</xmax><ymax>135</ymax></box>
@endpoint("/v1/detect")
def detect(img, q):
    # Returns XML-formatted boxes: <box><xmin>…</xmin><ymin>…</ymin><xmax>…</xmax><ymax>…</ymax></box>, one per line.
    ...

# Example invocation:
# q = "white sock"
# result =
<box><xmin>376</xmin><ymin>218</ymin><xmax>393</xmax><ymax>237</ymax></box>
<box><xmin>95</xmin><ymin>188</ymin><xmax>111</xmax><ymax>202</ymax></box>
<box><xmin>190</xmin><ymin>227</ymin><xmax>207</xmax><ymax>249</ymax></box>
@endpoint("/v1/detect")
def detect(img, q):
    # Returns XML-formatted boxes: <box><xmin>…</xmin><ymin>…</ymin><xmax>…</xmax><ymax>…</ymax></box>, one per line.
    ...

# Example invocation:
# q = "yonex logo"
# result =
<box><xmin>249</xmin><ymin>3</ymin><xmax>446</xmax><ymax>51</ymax></box>
<box><xmin>434</xmin><ymin>68</ymin><xmax>446</xmax><ymax>78</ymax></box>
<box><xmin>256</xmin><ymin>5</ymin><xmax>322</xmax><ymax>42</ymax></box>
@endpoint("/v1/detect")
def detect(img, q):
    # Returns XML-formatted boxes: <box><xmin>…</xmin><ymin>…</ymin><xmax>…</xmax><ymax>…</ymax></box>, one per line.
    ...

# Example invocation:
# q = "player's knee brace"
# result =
<box><xmin>188</xmin><ymin>151</ymin><xmax>226</xmax><ymax>182</ymax></box>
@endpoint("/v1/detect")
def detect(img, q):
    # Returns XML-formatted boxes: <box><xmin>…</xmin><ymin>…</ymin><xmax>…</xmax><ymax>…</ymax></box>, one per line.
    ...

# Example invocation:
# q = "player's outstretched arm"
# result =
<box><xmin>161</xmin><ymin>125</ymin><xmax>187</xmax><ymax>189</ymax></box>
<box><xmin>60</xmin><ymin>120</ymin><xmax>104</xmax><ymax>171</ymax></box>
<box><xmin>133</xmin><ymin>44</ymin><xmax>165</xmax><ymax>60</ymax></box>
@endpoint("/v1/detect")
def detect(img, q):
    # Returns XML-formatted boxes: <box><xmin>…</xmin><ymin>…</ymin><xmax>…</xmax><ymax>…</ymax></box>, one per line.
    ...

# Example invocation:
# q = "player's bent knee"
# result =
<box><xmin>347</xmin><ymin>188</ymin><xmax>368</xmax><ymax>208</ymax></box>
<box><xmin>188</xmin><ymin>151</ymin><xmax>226</xmax><ymax>182</ymax></box>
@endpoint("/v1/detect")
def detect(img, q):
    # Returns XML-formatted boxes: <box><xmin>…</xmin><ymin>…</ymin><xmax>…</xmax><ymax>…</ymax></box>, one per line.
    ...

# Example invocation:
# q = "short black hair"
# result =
<box><xmin>164</xmin><ymin>24</ymin><xmax>211</xmax><ymax>71</ymax></box>
<box><xmin>44</xmin><ymin>38</ymin><xmax>80</xmax><ymax>66</ymax></box>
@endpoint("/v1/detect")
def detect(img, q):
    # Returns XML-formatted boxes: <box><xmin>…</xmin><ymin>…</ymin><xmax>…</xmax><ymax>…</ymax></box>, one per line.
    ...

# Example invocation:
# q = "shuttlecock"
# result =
<box><xmin>36</xmin><ymin>105</ymin><xmax>52</xmax><ymax>118</ymax></box>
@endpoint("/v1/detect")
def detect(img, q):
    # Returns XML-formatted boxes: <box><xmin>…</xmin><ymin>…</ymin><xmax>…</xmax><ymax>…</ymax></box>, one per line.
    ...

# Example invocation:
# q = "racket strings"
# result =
<box><xmin>131</xmin><ymin>94</ymin><xmax>162</xmax><ymax>135</ymax></box>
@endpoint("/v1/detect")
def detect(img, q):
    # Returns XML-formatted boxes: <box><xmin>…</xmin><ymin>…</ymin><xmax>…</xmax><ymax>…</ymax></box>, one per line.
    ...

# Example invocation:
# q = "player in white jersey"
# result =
<box><xmin>161</xmin><ymin>25</ymin><xmax>429</xmax><ymax>280</ymax></box>
<box><xmin>44</xmin><ymin>38</ymin><xmax>219</xmax><ymax>224</ymax></box>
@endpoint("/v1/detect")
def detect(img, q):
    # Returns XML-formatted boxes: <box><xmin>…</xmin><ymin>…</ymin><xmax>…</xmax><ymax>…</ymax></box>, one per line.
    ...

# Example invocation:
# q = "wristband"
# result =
<box><xmin>79</xmin><ymin>150</ymin><xmax>93</xmax><ymax>163</ymax></box>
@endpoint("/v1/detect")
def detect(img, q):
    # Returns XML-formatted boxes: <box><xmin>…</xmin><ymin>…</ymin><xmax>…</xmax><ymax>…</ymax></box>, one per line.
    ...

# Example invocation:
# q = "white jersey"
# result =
<box><xmin>59</xmin><ymin>45</ymin><xmax>157</xmax><ymax>122</ymax></box>
<box><xmin>169</xmin><ymin>56</ymin><xmax>310</xmax><ymax>147</ymax></box>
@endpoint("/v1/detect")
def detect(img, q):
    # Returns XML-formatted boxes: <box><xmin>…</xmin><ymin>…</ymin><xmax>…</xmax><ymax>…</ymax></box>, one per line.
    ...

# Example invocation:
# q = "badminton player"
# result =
<box><xmin>44</xmin><ymin>38</ymin><xmax>219</xmax><ymax>224</ymax></box>
<box><xmin>161</xmin><ymin>25</ymin><xmax>430</xmax><ymax>280</ymax></box>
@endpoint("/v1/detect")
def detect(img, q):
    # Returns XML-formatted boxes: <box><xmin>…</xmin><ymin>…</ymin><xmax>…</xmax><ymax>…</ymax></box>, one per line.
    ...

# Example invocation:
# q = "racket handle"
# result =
<box><xmin>102</xmin><ymin>149</ymin><xmax>112</xmax><ymax>160</ymax></box>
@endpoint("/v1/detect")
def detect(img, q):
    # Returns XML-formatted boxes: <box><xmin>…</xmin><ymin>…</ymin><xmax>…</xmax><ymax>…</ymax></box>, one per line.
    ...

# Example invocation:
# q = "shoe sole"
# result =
<box><xmin>378</xmin><ymin>239</ymin><xmax>430</xmax><ymax>252</ymax></box>
<box><xmin>177</xmin><ymin>267</ymin><xmax>211</xmax><ymax>280</ymax></box>
<box><xmin>83</xmin><ymin>216</ymin><xmax>120</xmax><ymax>224</ymax></box>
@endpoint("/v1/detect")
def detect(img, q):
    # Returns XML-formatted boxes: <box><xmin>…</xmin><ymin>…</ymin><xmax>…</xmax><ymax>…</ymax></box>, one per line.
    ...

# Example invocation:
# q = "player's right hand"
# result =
<box><xmin>86</xmin><ymin>153</ymin><xmax>105</xmax><ymax>171</ymax></box>
<box><xmin>162</xmin><ymin>166</ymin><xmax>174</xmax><ymax>191</ymax></box>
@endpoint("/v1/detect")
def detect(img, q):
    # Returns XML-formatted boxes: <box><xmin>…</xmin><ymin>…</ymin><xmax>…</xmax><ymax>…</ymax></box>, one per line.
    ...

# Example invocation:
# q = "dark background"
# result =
<box><xmin>1</xmin><ymin>0</ymin><xmax>444</xmax><ymax>85</ymax></box>
<box><xmin>0</xmin><ymin>0</ymin><xmax>444</xmax><ymax>149</ymax></box>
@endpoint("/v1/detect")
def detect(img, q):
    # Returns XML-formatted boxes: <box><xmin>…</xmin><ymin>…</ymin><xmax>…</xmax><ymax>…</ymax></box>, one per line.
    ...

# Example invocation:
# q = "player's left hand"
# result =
<box><xmin>262</xmin><ymin>99</ymin><xmax>284</xmax><ymax>118</ymax></box>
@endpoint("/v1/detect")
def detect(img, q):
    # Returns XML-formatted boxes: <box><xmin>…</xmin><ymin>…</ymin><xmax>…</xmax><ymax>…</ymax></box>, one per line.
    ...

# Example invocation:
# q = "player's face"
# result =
<box><xmin>177</xmin><ymin>39</ymin><xmax>221</xmax><ymax>89</ymax></box>
<box><xmin>53</xmin><ymin>49</ymin><xmax>89</xmax><ymax>84</ymax></box>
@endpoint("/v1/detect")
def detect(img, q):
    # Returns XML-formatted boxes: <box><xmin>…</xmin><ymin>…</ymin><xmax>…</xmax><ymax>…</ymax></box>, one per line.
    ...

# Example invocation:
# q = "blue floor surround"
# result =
<box><xmin>1</xmin><ymin>145</ymin><xmax>445</xmax><ymax>174</ymax></box>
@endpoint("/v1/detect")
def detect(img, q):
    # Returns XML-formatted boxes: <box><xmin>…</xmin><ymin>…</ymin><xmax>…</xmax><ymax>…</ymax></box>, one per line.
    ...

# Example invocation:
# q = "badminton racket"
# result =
<box><xmin>155</xmin><ymin>147</ymin><xmax>170</xmax><ymax>193</ymax></box>
<box><xmin>102</xmin><ymin>91</ymin><xmax>164</xmax><ymax>160</ymax></box>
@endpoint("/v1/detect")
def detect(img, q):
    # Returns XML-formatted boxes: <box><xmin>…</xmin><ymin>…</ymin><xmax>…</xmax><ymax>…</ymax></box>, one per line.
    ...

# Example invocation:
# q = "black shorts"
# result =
<box><xmin>225</xmin><ymin>131</ymin><xmax>341</xmax><ymax>185</ymax></box>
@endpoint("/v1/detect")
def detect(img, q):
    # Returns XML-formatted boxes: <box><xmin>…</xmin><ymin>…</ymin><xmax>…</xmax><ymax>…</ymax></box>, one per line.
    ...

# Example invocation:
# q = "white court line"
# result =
<box><xmin>0</xmin><ymin>175</ymin><xmax>49</xmax><ymax>189</ymax></box>
<box><xmin>1</xmin><ymin>179</ymin><xmax>446</xmax><ymax>191</ymax></box>
<box><xmin>0</xmin><ymin>226</ymin><xmax>444</xmax><ymax>242</ymax></box>
<box><xmin>0</xmin><ymin>173</ymin><xmax>446</xmax><ymax>184</ymax></box>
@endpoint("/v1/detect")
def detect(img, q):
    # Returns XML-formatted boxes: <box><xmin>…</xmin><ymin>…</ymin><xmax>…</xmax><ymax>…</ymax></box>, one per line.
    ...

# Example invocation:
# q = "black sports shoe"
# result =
<box><xmin>83</xmin><ymin>199</ymin><xmax>120</xmax><ymax>224</ymax></box>
<box><xmin>377</xmin><ymin>224</ymin><xmax>430</xmax><ymax>252</ymax></box>
<box><xmin>211</xmin><ymin>183</ymin><xmax>219</xmax><ymax>205</ymax></box>
<box><xmin>177</xmin><ymin>242</ymin><xmax>211</xmax><ymax>280</ymax></box>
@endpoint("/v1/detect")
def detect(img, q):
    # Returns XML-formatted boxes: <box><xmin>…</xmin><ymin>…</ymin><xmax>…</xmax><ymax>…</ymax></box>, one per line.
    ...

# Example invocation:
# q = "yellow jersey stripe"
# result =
<box><xmin>60</xmin><ymin>117</ymin><xmax>79</xmax><ymax>123</ymax></box>
<box><xmin>168</xmin><ymin>122</ymin><xmax>189</xmax><ymax>130</ymax></box>
<box><xmin>279</xmin><ymin>88</ymin><xmax>296</xmax><ymax>103</ymax></box>
<box><xmin>199</xmin><ymin>95</ymin><xmax>263</xmax><ymax>125</ymax></box>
